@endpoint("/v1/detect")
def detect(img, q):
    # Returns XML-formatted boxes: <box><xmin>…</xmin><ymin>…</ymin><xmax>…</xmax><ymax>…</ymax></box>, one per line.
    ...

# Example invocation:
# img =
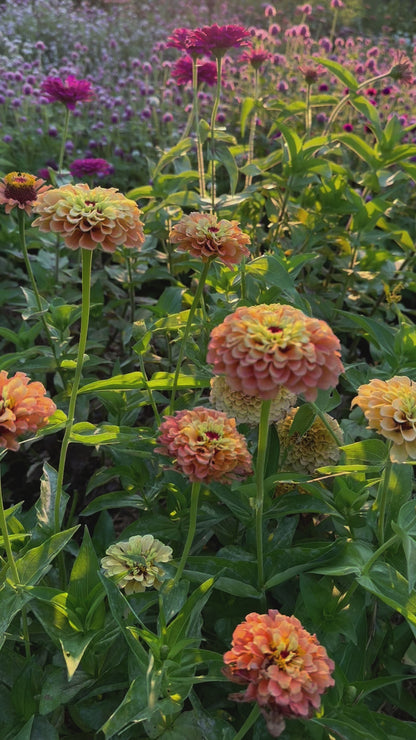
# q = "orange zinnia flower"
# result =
<box><xmin>156</xmin><ymin>406</ymin><xmax>253</xmax><ymax>483</ymax></box>
<box><xmin>0</xmin><ymin>371</ymin><xmax>56</xmax><ymax>451</ymax></box>
<box><xmin>351</xmin><ymin>375</ymin><xmax>416</xmax><ymax>462</ymax></box>
<box><xmin>0</xmin><ymin>171</ymin><xmax>50</xmax><ymax>215</ymax></box>
<box><xmin>169</xmin><ymin>212</ymin><xmax>250</xmax><ymax>267</ymax></box>
<box><xmin>207</xmin><ymin>304</ymin><xmax>344</xmax><ymax>401</ymax></box>
<box><xmin>31</xmin><ymin>183</ymin><xmax>145</xmax><ymax>252</ymax></box>
<box><xmin>224</xmin><ymin>610</ymin><xmax>335</xmax><ymax>737</ymax></box>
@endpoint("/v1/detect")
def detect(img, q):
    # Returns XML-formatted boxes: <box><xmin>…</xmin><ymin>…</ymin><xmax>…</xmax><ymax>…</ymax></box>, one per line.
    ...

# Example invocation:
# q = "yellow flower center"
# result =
<box><xmin>4</xmin><ymin>171</ymin><xmax>37</xmax><ymax>204</ymax></box>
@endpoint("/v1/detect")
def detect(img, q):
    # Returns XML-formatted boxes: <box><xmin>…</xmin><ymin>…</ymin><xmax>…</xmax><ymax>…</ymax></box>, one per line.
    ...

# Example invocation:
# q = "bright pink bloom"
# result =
<box><xmin>166</xmin><ymin>28</ymin><xmax>206</xmax><ymax>57</ymax></box>
<box><xmin>40</xmin><ymin>75</ymin><xmax>93</xmax><ymax>109</ymax></box>
<box><xmin>172</xmin><ymin>55</ymin><xmax>218</xmax><ymax>86</ymax></box>
<box><xmin>224</xmin><ymin>610</ymin><xmax>335</xmax><ymax>737</ymax></box>
<box><xmin>69</xmin><ymin>158</ymin><xmax>113</xmax><ymax>178</ymax></box>
<box><xmin>0</xmin><ymin>371</ymin><xmax>56</xmax><ymax>451</ymax></box>
<box><xmin>240</xmin><ymin>47</ymin><xmax>271</xmax><ymax>68</ymax></box>
<box><xmin>192</xmin><ymin>24</ymin><xmax>251</xmax><ymax>57</ymax></box>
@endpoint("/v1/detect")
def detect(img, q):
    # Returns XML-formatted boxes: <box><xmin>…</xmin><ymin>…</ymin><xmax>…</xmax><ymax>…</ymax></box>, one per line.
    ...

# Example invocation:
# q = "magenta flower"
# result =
<box><xmin>240</xmin><ymin>47</ymin><xmax>271</xmax><ymax>69</ymax></box>
<box><xmin>172</xmin><ymin>55</ymin><xmax>218</xmax><ymax>86</ymax></box>
<box><xmin>40</xmin><ymin>75</ymin><xmax>94</xmax><ymax>110</ymax></box>
<box><xmin>166</xmin><ymin>28</ymin><xmax>206</xmax><ymax>57</ymax></box>
<box><xmin>192</xmin><ymin>24</ymin><xmax>251</xmax><ymax>57</ymax></box>
<box><xmin>69</xmin><ymin>158</ymin><xmax>113</xmax><ymax>179</ymax></box>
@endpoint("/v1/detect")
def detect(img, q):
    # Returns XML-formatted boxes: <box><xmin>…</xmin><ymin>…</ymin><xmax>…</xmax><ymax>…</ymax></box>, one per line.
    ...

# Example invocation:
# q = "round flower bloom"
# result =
<box><xmin>69</xmin><ymin>157</ymin><xmax>113</xmax><ymax>179</ymax></box>
<box><xmin>389</xmin><ymin>51</ymin><xmax>414</xmax><ymax>87</ymax></box>
<box><xmin>31</xmin><ymin>183</ymin><xmax>145</xmax><ymax>252</ymax></box>
<box><xmin>210</xmin><ymin>375</ymin><xmax>296</xmax><ymax>426</ymax></box>
<box><xmin>169</xmin><ymin>212</ymin><xmax>250</xmax><ymax>267</ymax></box>
<box><xmin>277</xmin><ymin>407</ymin><xmax>343</xmax><ymax>475</ymax></box>
<box><xmin>172</xmin><ymin>55</ymin><xmax>218</xmax><ymax>86</ymax></box>
<box><xmin>0</xmin><ymin>371</ymin><xmax>56</xmax><ymax>451</ymax></box>
<box><xmin>166</xmin><ymin>28</ymin><xmax>206</xmax><ymax>57</ymax></box>
<box><xmin>156</xmin><ymin>406</ymin><xmax>253</xmax><ymax>483</ymax></box>
<box><xmin>192</xmin><ymin>24</ymin><xmax>251</xmax><ymax>57</ymax></box>
<box><xmin>40</xmin><ymin>75</ymin><xmax>93</xmax><ymax>109</ymax></box>
<box><xmin>223</xmin><ymin>610</ymin><xmax>335</xmax><ymax>738</ymax></box>
<box><xmin>351</xmin><ymin>376</ymin><xmax>416</xmax><ymax>462</ymax></box>
<box><xmin>207</xmin><ymin>304</ymin><xmax>344</xmax><ymax>401</ymax></box>
<box><xmin>101</xmin><ymin>534</ymin><xmax>172</xmax><ymax>595</ymax></box>
<box><xmin>240</xmin><ymin>47</ymin><xmax>271</xmax><ymax>69</ymax></box>
<box><xmin>0</xmin><ymin>171</ymin><xmax>50</xmax><ymax>215</ymax></box>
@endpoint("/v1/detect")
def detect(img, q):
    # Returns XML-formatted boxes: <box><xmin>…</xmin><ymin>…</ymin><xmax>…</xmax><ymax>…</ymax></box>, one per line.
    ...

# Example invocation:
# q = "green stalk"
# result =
<box><xmin>324</xmin><ymin>72</ymin><xmax>391</xmax><ymax>135</ymax></box>
<box><xmin>305</xmin><ymin>82</ymin><xmax>312</xmax><ymax>136</ymax></box>
<box><xmin>169</xmin><ymin>258</ymin><xmax>212</xmax><ymax>414</ymax></box>
<box><xmin>255</xmin><ymin>400</ymin><xmax>271</xmax><ymax>598</ymax></box>
<box><xmin>0</xmin><ymin>465</ymin><xmax>31</xmax><ymax>658</ymax></box>
<box><xmin>209</xmin><ymin>55</ymin><xmax>223</xmax><ymax>210</ymax></box>
<box><xmin>233</xmin><ymin>704</ymin><xmax>261</xmax><ymax>740</ymax></box>
<box><xmin>172</xmin><ymin>481</ymin><xmax>201</xmax><ymax>585</ymax></box>
<box><xmin>58</xmin><ymin>107</ymin><xmax>70</xmax><ymax>173</ymax></box>
<box><xmin>192</xmin><ymin>58</ymin><xmax>206</xmax><ymax>199</ymax></box>
<box><xmin>245</xmin><ymin>68</ymin><xmax>259</xmax><ymax>189</ymax></box>
<box><xmin>376</xmin><ymin>452</ymin><xmax>392</xmax><ymax>545</ymax></box>
<box><xmin>54</xmin><ymin>248</ymin><xmax>93</xmax><ymax>534</ymax></box>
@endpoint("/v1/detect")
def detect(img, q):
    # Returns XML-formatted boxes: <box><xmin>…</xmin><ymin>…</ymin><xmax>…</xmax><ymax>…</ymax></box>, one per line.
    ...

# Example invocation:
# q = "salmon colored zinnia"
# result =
<box><xmin>169</xmin><ymin>212</ymin><xmax>250</xmax><ymax>267</ymax></box>
<box><xmin>156</xmin><ymin>406</ymin><xmax>253</xmax><ymax>483</ymax></box>
<box><xmin>31</xmin><ymin>183</ymin><xmax>145</xmax><ymax>252</ymax></box>
<box><xmin>0</xmin><ymin>371</ymin><xmax>56</xmax><ymax>451</ymax></box>
<box><xmin>224</xmin><ymin>610</ymin><xmax>335</xmax><ymax>737</ymax></box>
<box><xmin>0</xmin><ymin>171</ymin><xmax>50</xmax><ymax>215</ymax></box>
<box><xmin>351</xmin><ymin>375</ymin><xmax>416</xmax><ymax>462</ymax></box>
<box><xmin>207</xmin><ymin>304</ymin><xmax>344</xmax><ymax>401</ymax></box>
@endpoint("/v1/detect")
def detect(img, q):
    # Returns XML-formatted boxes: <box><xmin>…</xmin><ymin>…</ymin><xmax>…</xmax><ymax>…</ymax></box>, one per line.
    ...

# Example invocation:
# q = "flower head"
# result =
<box><xmin>389</xmin><ymin>51</ymin><xmax>414</xmax><ymax>87</ymax></box>
<box><xmin>167</xmin><ymin>28</ymin><xmax>206</xmax><ymax>57</ymax></box>
<box><xmin>40</xmin><ymin>75</ymin><xmax>94</xmax><ymax>109</ymax></box>
<box><xmin>351</xmin><ymin>376</ymin><xmax>416</xmax><ymax>462</ymax></box>
<box><xmin>169</xmin><ymin>212</ymin><xmax>250</xmax><ymax>267</ymax></box>
<box><xmin>299</xmin><ymin>64</ymin><xmax>322</xmax><ymax>85</ymax></box>
<box><xmin>210</xmin><ymin>375</ymin><xmax>296</xmax><ymax>426</ymax></box>
<box><xmin>156</xmin><ymin>406</ymin><xmax>253</xmax><ymax>483</ymax></box>
<box><xmin>192</xmin><ymin>24</ymin><xmax>251</xmax><ymax>57</ymax></box>
<box><xmin>207</xmin><ymin>304</ymin><xmax>344</xmax><ymax>401</ymax></box>
<box><xmin>0</xmin><ymin>371</ymin><xmax>56</xmax><ymax>451</ymax></box>
<box><xmin>172</xmin><ymin>55</ymin><xmax>218</xmax><ymax>86</ymax></box>
<box><xmin>31</xmin><ymin>183</ymin><xmax>145</xmax><ymax>252</ymax></box>
<box><xmin>69</xmin><ymin>158</ymin><xmax>113</xmax><ymax>179</ymax></box>
<box><xmin>277</xmin><ymin>407</ymin><xmax>343</xmax><ymax>475</ymax></box>
<box><xmin>0</xmin><ymin>171</ymin><xmax>50</xmax><ymax>215</ymax></box>
<box><xmin>240</xmin><ymin>47</ymin><xmax>271</xmax><ymax>69</ymax></box>
<box><xmin>101</xmin><ymin>534</ymin><xmax>172</xmax><ymax>595</ymax></box>
<box><xmin>224</xmin><ymin>610</ymin><xmax>335</xmax><ymax>737</ymax></box>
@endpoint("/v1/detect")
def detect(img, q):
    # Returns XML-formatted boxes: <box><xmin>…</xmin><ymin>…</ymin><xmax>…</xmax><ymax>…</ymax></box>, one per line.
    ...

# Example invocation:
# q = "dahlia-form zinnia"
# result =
<box><xmin>169</xmin><ymin>212</ymin><xmax>250</xmax><ymax>267</ymax></box>
<box><xmin>351</xmin><ymin>375</ymin><xmax>416</xmax><ymax>462</ymax></box>
<box><xmin>210</xmin><ymin>375</ymin><xmax>296</xmax><ymax>426</ymax></box>
<box><xmin>192</xmin><ymin>24</ymin><xmax>251</xmax><ymax>57</ymax></box>
<box><xmin>101</xmin><ymin>534</ymin><xmax>173</xmax><ymax>595</ymax></box>
<box><xmin>0</xmin><ymin>371</ymin><xmax>56</xmax><ymax>451</ymax></box>
<box><xmin>156</xmin><ymin>406</ymin><xmax>253</xmax><ymax>483</ymax></box>
<box><xmin>223</xmin><ymin>610</ymin><xmax>335</xmax><ymax>738</ymax></box>
<box><xmin>277</xmin><ymin>407</ymin><xmax>343</xmax><ymax>475</ymax></box>
<box><xmin>40</xmin><ymin>75</ymin><xmax>94</xmax><ymax>109</ymax></box>
<box><xmin>31</xmin><ymin>183</ymin><xmax>145</xmax><ymax>252</ymax></box>
<box><xmin>207</xmin><ymin>304</ymin><xmax>344</xmax><ymax>401</ymax></box>
<box><xmin>69</xmin><ymin>158</ymin><xmax>113</xmax><ymax>179</ymax></box>
<box><xmin>0</xmin><ymin>171</ymin><xmax>50</xmax><ymax>215</ymax></box>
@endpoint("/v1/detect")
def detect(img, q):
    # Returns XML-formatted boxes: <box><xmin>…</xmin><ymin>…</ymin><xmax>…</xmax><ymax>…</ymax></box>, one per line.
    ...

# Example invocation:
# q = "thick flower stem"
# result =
<box><xmin>255</xmin><ymin>400</ymin><xmax>272</xmax><ymax>600</ymax></box>
<box><xmin>376</xmin><ymin>452</ymin><xmax>392</xmax><ymax>545</ymax></box>
<box><xmin>58</xmin><ymin>107</ymin><xmax>70</xmax><ymax>173</ymax></box>
<box><xmin>233</xmin><ymin>704</ymin><xmax>261</xmax><ymax>740</ymax></box>
<box><xmin>245</xmin><ymin>69</ymin><xmax>259</xmax><ymax>189</ymax></box>
<box><xmin>192</xmin><ymin>59</ymin><xmax>206</xmax><ymax>200</ymax></box>
<box><xmin>324</xmin><ymin>72</ymin><xmax>390</xmax><ymax>135</ymax></box>
<box><xmin>172</xmin><ymin>481</ymin><xmax>201</xmax><ymax>585</ymax></box>
<box><xmin>209</xmin><ymin>56</ymin><xmax>223</xmax><ymax>210</ymax></box>
<box><xmin>54</xmin><ymin>248</ymin><xmax>93</xmax><ymax>534</ymax></box>
<box><xmin>169</xmin><ymin>258</ymin><xmax>212</xmax><ymax>415</ymax></box>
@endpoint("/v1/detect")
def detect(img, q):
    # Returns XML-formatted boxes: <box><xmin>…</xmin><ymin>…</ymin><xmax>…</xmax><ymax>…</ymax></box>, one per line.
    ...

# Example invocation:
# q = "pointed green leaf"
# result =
<box><xmin>316</xmin><ymin>57</ymin><xmax>359</xmax><ymax>91</ymax></box>
<box><xmin>35</xmin><ymin>462</ymin><xmax>69</xmax><ymax>536</ymax></box>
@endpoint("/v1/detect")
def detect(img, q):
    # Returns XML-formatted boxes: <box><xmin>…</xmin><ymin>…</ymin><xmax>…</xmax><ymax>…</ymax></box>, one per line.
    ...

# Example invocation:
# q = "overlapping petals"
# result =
<box><xmin>351</xmin><ymin>375</ymin><xmax>416</xmax><ymax>462</ymax></box>
<box><xmin>169</xmin><ymin>212</ymin><xmax>250</xmax><ymax>267</ymax></box>
<box><xmin>207</xmin><ymin>304</ymin><xmax>344</xmax><ymax>401</ymax></box>
<box><xmin>0</xmin><ymin>371</ymin><xmax>56</xmax><ymax>451</ymax></box>
<box><xmin>40</xmin><ymin>75</ymin><xmax>94</xmax><ymax>109</ymax></box>
<box><xmin>0</xmin><ymin>171</ymin><xmax>50</xmax><ymax>215</ymax></box>
<box><xmin>101</xmin><ymin>534</ymin><xmax>172</xmax><ymax>595</ymax></box>
<box><xmin>156</xmin><ymin>406</ymin><xmax>253</xmax><ymax>483</ymax></box>
<box><xmin>31</xmin><ymin>183</ymin><xmax>145</xmax><ymax>252</ymax></box>
<box><xmin>210</xmin><ymin>375</ymin><xmax>296</xmax><ymax>426</ymax></box>
<box><xmin>172</xmin><ymin>55</ymin><xmax>218</xmax><ymax>87</ymax></box>
<box><xmin>277</xmin><ymin>407</ymin><xmax>343</xmax><ymax>475</ymax></box>
<box><xmin>224</xmin><ymin>610</ymin><xmax>335</xmax><ymax>737</ymax></box>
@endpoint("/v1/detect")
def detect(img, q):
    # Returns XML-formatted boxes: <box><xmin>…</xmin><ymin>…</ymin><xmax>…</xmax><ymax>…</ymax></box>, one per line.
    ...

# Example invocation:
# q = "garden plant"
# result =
<box><xmin>0</xmin><ymin>0</ymin><xmax>416</xmax><ymax>738</ymax></box>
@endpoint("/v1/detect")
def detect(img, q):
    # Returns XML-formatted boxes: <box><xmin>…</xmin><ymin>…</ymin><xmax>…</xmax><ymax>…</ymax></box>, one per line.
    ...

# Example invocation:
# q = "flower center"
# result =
<box><xmin>4</xmin><ymin>171</ymin><xmax>37</xmax><ymax>204</ymax></box>
<box><xmin>206</xmin><ymin>430</ymin><xmax>220</xmax><ymax>440</ymax></box>
<box><xmin>268</xmin><ymin>326</ymin><xmax>283</xmax><ymax>334</ymax></box>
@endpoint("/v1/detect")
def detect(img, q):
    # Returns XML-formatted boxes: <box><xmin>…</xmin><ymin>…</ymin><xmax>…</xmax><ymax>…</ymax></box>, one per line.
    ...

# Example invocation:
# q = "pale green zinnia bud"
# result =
<box><xmin>101</xmin><ymin>534</ymin><xmax>173</xmax><ymax>595</ymax></box>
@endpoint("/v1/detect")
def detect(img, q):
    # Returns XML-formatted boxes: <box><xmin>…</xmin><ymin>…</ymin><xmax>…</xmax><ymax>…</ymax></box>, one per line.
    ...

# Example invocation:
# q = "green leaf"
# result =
<box><xmin>69</xmin><ymin>423</ymin><xmax>144</xmax><ymax>446</ymax></box>
<box><xmin>287</xmin><ymin>404</ymin><xmax>316</xmax><ymax>438</ymax></box>
<box><xmin>151</xmin><ymin>137</ymin><xmax>193</xmax><ymax>178</ymax></box>
<box><xmin>39</xmin><ymin>666</ymin><xmax>94</xmax><ymax>715</ymax></box>
<box><xmin>240</xmin><ymin>96</ymin><xmax>255</xmax><ymax>138</ymax></box>
<box><xmin>164</xmin><ymin>577</ymin><xmax>215</xmax><ymax>648</ymax></box>
<box><xmin>335</xmin><ymin>132</ymin><xmax>378</xmax><ymax>168</ymax></box>
<box><xmin>209</xmin><ymin>142</ymin><xmax>239</xmax><ymax>194</ymax></box>
<box><xmin>316</xmin><ymin>58</ymin><xmax>359</xmax><ymax>92</ymax></box>
<box><xmin>35</xmin><ymin>462</ymin><xmax>68</xmax><ymax>536</ymax></box>
<box><xmin>392</xmin><ymin>500</ymin><xmax>416</xmax><ymax>591</ymax></box>
<box><xmin>67</xmin><ymin>528</ymin><xmax>104</xmax><ymax>626</ymax></box>
<box><xmin>79</xmin><ymin>372</ymin><xmax>145</xmax><ymax>393</ymax></box>
<box><xmin>148</xmin><ymin>372</ymin><xmax>211</xmax><ymax>391</ymax></box>
<box><xmin>20</xmin><ymin>287</ymin><xmax>49</xmax><ymax>320</ymax></box>
<box><xmin>349</xmin><ymin>94</ymin><xmax>382</xmax><ymax>139</ymax></box>
<box><xmin>16</xmin><ymin>527</ymin><xmax>78</xmax><ymax>586</ymax></box>
<box><xmin>357</xmin><ymin>562</ymin><xmax>416</xmax><ymax>636</ymax></box>
<box><xmin>59</xmin><ymin>631</ymin><xmax>97</xmax><ymax>680</ymax></box>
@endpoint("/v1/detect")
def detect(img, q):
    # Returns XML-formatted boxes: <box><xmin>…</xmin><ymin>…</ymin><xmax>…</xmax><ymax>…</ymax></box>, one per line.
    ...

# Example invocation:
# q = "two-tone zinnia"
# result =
<box><xmin>169</xmin><ymin>212</ymin><xmax>250</xmax><ymax>267</ymax></box>
<box><xmin>101</xmin><ymin>534</ymin><xmax>172</xmax><ymax>595</ymax></box>
<box><xmin>0</xmin><ymin>171</ymin><xmax>50</xmax><ymax>215</ymax></box>
<box><xmin>0</xmin><ymin>371</ymin><xmax>56</xmax><ymax>451</ymax></box>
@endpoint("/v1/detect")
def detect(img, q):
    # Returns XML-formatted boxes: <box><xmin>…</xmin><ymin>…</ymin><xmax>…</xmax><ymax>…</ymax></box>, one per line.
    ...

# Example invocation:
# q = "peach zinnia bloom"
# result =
<box><xmin>31</xmin><ymin>183</ymin><xmax>145</xmax><ymax>252</ymax></box>
<box><xmin>210</xmin><ymin>375</ymin><xmax>296</xmax><ymax>426</ymax></box>
<box><xmin>0</xmin><ymin>371</ymin><xmax>56</xmax><ymax>451</ymax></box>
<box><xmin>0</xmin><ymin>171</ymin><xmax>50</xmax><ymax>215</ymax></box>
<box><xmin>156</xmin><ymin>406</ymin><xmax>253</xmax><ymax>483</ymax></box>
<box><xmin>351</xmin><ymin>375</ymin><xmax>416</xmax><ymax>462</ymax></box>
<box><xmin>169</xmin><ymin>212</ymin><xmax>250</xmax><ymax>268</ymax></box>
<box><xmin>277</xmin><ymin>407</ymin><xmax>343</xmax><ymax>475</ymax></box>
<box><xmin>224</xmin><ymin>610</ymin><xmax>335</xmax><ymax>738</ymax></box>
<box><xmin>207</xmin><ymin>304</ymin><xmax>344</xmax><ymax>401</ymax></box>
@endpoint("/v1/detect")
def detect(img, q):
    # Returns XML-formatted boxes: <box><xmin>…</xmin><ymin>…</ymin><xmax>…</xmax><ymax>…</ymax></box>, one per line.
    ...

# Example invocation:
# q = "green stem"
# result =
<box><xmin>58</xmin><ymin>107</ymin><xmax>70</xmax><ymax>173</ymax></box>
<box><xmin>125</xmin><ymin>249</ymin><xmax>136</xmax><ymax>322</ymax></box>
<box><xmin>245</xmin><ymin>69</ymin><xmax>259</xmax><ymax>189</ymax></box>
<box><xmin>172</xmin><ymin>481</ymin><xmax>200</xmax><ymax>585</ymax></box>
<box><xmin>376</xmin><ymin>452</ymin><xmax>392</xmax><ymax>545</ymax></box>
<box><xmin>305</xmin><ymin>82</ymin><xmax>312</xmax><ymax>136</ymax></box>
<box><xmin>209</xmin><ymin>56</ymin><xmax>223</xmax><ymax>210</ymax></box>
<box><xmin>0</xmin><ymin>466</ymin><xmax>31</xmax><ymax>658</ymax></box>
<box><xmin>169</xmin><ymin>259</ymin><xmax>212</xmax><ymax>414</ymax></box>
<box><xmin>255</xmin><ymin>400</ymin><xmax>271</xmax><ymax>598</ymax></box>
<box><xmin>192</xmin><ymin>59</ymin><xmax>206</xmax><ymax>200</ymax></box>
<box><xmin>138</xmin><ymin>354</ymin><xmax>161</xmax><ymax>427</ymax></box>
<box><xmin>324</xmin><ymin>72</ymin><xmax>390</xmax><ymax>135</ymax></box>
<box><xmin>233</xmin><ymin>704</ymin><xmax>261</xmax><ymax>740</ymax></box>
<box><xmin>310</xmin><ymin>403</ymin><xmax>342</xmax><ymax>445</ymax></box>
<box><xmin>54</xmin><ymin>248</ymin><xmax>93</xmax><ymax>534</ymax></box>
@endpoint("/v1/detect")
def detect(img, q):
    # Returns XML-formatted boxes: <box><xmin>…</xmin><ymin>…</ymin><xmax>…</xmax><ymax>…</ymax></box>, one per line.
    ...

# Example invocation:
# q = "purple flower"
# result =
<box><xmin>167</xmin><ymin>28</ymin><xmax>206</xmax><ymax>57</ymax></box>
<box><xmin>69</xmin><ymin>158</ymin><xmax>112</xmax><ymax>178</ymax></box>
<box><xmin>192</xmin><ymin>24</ymin><xmax>251</xmax><ymax>58</ymax></box>
<box><xmin>40</xmin><ymin>75</ymin><xmax>94</xmax><ymax>110</ymax></box>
